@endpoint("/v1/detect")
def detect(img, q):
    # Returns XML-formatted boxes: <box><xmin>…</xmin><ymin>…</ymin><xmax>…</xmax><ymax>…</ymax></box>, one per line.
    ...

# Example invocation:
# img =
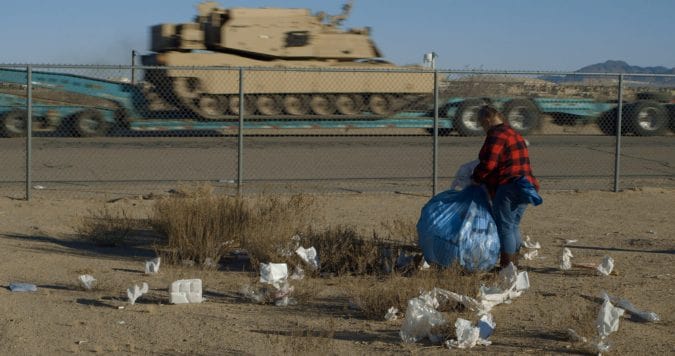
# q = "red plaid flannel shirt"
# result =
<box><xmin>471</xmin><ymin>123</ymin><xmax>539</xmax><ymax>198</ymax></box>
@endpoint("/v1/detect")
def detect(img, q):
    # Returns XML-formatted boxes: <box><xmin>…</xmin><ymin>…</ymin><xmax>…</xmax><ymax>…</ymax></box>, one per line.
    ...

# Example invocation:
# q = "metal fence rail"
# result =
<box><xmin>0</xmin><ymin>64</ymin><xmax>673</xmax><ymax>200</ymax></box>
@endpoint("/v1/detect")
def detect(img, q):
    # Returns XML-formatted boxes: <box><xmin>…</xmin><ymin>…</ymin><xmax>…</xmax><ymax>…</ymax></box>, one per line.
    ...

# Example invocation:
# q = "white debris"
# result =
<box><xmin>445</xmin><ymin>317</ymin><xmax>493</xmax><ymax>349</ymax></box>
<box><xmin>477</xmin><ymin>313</ymin><xmax>496</xmax><ymax>340</ymax></box>
<box><xmin>400</xmin><ymin>290</ymin><xmax>447</xmax><ymax>343</ymax></box>
<box><xmin>566</xmin><ymin>328</ymin><xmax>588</xmax><ymax>343</ymax></box>
<box><xmin>605</xmin><ymin>293</ymin><xmax>660</xmax><ymax>322</ymax></box>
<box><xmin>450</xmin><ymin>160</ymin><xmax>480</xmax><ymax>191</ymax></box>
<box><xmin>523</xmin><ymin>249</ymin><xmax>539</xmax><ymax>260</ymax></box>
<box><xmin>259</xmin><ymin>263</ymin><xmax>289</xmax><ymax>289</ymax></box>
<box><xmin>169</xmin><ymin>279</ymin><xmax>203</xmax><ymax>304</ymax></box>
<box><xmin>273</xmin><ymin>281</ymin><xmax>295</xmax><ymax>307</ymax></box>
<box><xmin>560</xmin><ymin>248</ymin><xmax>573</xmax><ymax>270</ymax></box>
<box><xmin>385</xmin><ymin>306</ymin><xmax>399</xmax><ymax>321</ymax></box>
<box><xmin>419</xmin><ymin>260</ymin><xmax>431</xmax><ymax>270</ymax></box>
<box><xmin>596</xmin><ymin>256</ymin><xmax>614</xmax><ymax>276</ymax></box>
<box><xmin>127</xmin><ymin>283</ymin><xmax>149</xmax><ymax>305</ymax></box>
<box><xmin>564</xmin><ymin>239</ymin><xmax>578</xmax><ymax>245</ymax></box>
<box><xmin>522</xmin><ymin>235</ymin><xmax>541</xmax><ymax>249</ymax></box>
<box><xmin>145</xmin><ymin>257</ymin><xmax>161</xmax><ymax>274</ymax></box>
<box><xmin>78</xmin><ymin>275</ymin><xmax>97</xmax><ymax>290</ymax></box>
<box><xmin>595</xmin><ymin>292</ymin><xmax>625</xmax><ymax>352</ymax></box>
<box><xmin>295</xmin><ymin>246</ymin><xmax>319</xmax><ymax>270</ymax></box>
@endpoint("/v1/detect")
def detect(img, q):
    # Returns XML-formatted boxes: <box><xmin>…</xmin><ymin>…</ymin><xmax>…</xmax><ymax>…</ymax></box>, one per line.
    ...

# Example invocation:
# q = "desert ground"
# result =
<box><xmin>0</xmin><ymin>187</ymin><xmax>673</xmax><ymax>355</ymax></box>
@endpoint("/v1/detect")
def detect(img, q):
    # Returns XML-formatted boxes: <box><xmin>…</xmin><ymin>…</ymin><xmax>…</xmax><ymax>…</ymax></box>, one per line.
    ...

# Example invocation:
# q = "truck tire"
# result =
<box><xmin>502</xmin><ymin>99</ymin><xmax>540</xmax><ymax>135</ymax></box>
<box><xmin>667</xmin><ymin>105</ymin><xmax>675</xmax><ymax>132</ymax></box>
<box><xmin>1</xmin><ymin>110</ymin><xmax>28</xmax><ymax>138</ymax></box>
<box><xmin>623</xmin><ymin>100</ymin><xmax>668</xmax><ymax>136</ymax></box>
<box><xmin>597</xmin><ymin>107</ymin><xmax>622</xmax><ymax>136</ymax></box>
<box><xmin>454</xmin><ymin>99</ymin><xmax>485</xmax><ymax>136</ymax></box>
<box><xmin>636</xmin><ymin>92</ymin><xmax>671</xmax><ymax>103</ymax></box>
<box><xmin>74</xmin><ymin>109</ymin><xmax>109</xmax><ymax>137</ymax></box>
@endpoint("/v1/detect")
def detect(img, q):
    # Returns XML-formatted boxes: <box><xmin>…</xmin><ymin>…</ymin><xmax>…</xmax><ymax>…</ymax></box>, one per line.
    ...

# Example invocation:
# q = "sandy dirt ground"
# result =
<box><xmin>0</xmin><ymin>188</ymin><xmax>673</xmax><ymax>355</ymax></box>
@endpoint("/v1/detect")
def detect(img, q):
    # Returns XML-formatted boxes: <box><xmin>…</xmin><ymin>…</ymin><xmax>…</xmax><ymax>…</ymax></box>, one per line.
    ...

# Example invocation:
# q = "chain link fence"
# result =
<box><xmin>0</xmin><ymin>64</ymin><xmax>673</xmax><ymax>199</ymax></box>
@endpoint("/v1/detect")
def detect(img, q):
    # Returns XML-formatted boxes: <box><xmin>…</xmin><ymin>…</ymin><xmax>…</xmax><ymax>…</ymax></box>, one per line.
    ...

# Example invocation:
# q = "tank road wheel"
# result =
<box><xmin>309</xmin><ymin>95</ymin><xmax>336</xmax><ymax>116</ymax></box>
<box><xmin>502</xmin><ymin>99</ymin><xmax>541</xmax><ymax>135</ymax></box>
<box><xmin>255</xmin><ymin>95</ymin><xmax>282</xmax><ymax>116</ymax></box>
<box><xmin>368</xmin><ymin>94</ymin><xmax>393</xmax><ymax>116</ymax></box>
<box><xmin>228</xmin><ymin>95</ymin><xmax>256</xmax><ymax>116</ymax></box>
<box><xmin>197</xmin><ymin>94</ymin><xmax>225</xmax><ymax>119</ymax></box>
<box><xmin>282</xmin><ymin>95</ymin><xmax>310</xmax><ymax>116</ymax></box>
<box><xmin>1</xmin><ymin>109</ymin><xmax>28</xmax><ymax>138</ymax></box>
<box><xmin>74</xmin><ymin>109</ymin><xmax>108</xmax><ymax>137</ymax></box>
<box><xmin>624</xmin><ymin>100</ymin><xmax>668</xmax><ymax>136</ymax></box>
<box><xmin>172</xmin><ymin>77</ymin><xmax>201</xmax><ymax>99</ymax></box>
<box><xmin>454</xmin><ymin>99</ymin><xmax>485</xmax><ymax>136</ymax></box>
<box><xmin>335</xmin><ymin>94</ymin><xmax>363</xmax><ymax>115</ymax></box>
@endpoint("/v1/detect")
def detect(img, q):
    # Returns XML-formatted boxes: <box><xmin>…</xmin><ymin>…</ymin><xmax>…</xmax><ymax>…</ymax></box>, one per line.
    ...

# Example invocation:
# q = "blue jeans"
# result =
<box><xmin>492</xmin><ymin>181</ymin><xmax>528</xmax><ymax>254</ymax></box>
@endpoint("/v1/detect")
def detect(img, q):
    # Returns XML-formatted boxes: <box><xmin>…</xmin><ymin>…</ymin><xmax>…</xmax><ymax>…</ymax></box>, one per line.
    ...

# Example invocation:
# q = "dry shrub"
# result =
<box><xmin>347</xmin><ymin>266</ymin><xmax>493</xmax><ymax>320</ymax></box>
<box><xmin>380</xmin><ymin>218</ymin><xmax>417</xmax><ymax>245</ymax></box>
<box><xmin>304</xmin><ymin>226</ymin><xmax>381</xmax><ymax>276</ymax></box>
<box><xmin>152</xmin><ymin>186</ymin><xmax>315</xmax><ymax>267</ymax></box>
<box><xmin>76</xmin><ymin>206</ymin><xmax>149</xmax><ymax>247</ymax></box>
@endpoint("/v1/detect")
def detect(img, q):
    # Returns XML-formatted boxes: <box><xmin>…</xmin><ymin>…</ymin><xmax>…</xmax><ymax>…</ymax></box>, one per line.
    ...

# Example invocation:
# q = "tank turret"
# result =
<box><xmin>142</xmin><ymin>1</ymin><xmax>432</xmax><ymax>119</ymax></box>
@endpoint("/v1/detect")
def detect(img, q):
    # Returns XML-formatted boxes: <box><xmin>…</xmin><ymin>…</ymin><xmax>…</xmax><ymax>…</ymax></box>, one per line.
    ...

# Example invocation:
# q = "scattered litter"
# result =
<box><xmin>478</xmin><ymin>263</ymin><xmax>530</xmax><ymax>312</ymax></box>
<box><xmin>117</xmin><ymin>320</ymin><xmax>126</xmax><ymax>325</ymax></box>
<box><xmin>445</xmin><ymin>316</ymin><xmax>492</xmax><ymax>349</ymax></box>
<box><xmin>295</xmin><ymin>246</ymin><xmax>319</xmax><ymax>270</ymax></box>
<box><xmin>169</xmin><ymin>279</ymin><xmax>203</xmax><ymax>304</ymax></box>
<box><xmin>117</xmin><ymin>306</ymin><xmax>125</xmax><ymax>310</ymax></box>
<box><xmin>522</xmin><ymin>235</ymin><xmax>541</xmax><ymax>249</ymax></box>
<box><xmin>385</xmin><ymin>307</ymin><xmax>399</xmax><ymax>321</ymax></box>
<box><xmin>260</xmin><ymin>263</ymin><xmax>288</xmax><ymax>289</ymax></box>
<box><xmin>419</xmin><ymin>260</ymin><xmax>431</xmax><ymax>270</ymax></box>
<box><xmin>145</xmin><ymin>257</ymin><xmax>161</xmax><ymax>274</ymax></box>
<box><xmin>240</xmin><ymin>284</ymin><xmax>268</xmax><ymax>304</ymax></box>
<box><xmin>400</xmin><ymin>290</ymin><xmax>447</xmax><ymax>343</ymax></box>
<box><xmin>566</xmin><ymin>328</ymin><xmax>588</xmax><ymax>343</ymax></box>
<box><xmin>560</xmin><ymin>248</ymin><xmax>573</xmax><ymax>270</ymax></box>
<box><xmin>9</xmin><ymin>282</ymin><xmax>38</xmax><ymax>292</ymax></box>
<box><xmin>78</xmin><ymin>275</ymin><xmax>96</xmax><ymax>290</ymax></box>
<box><xmin>127</xmin><ymin>283</ymin><xmax>149</xmax><ymax>305</ymax></box>
<box><xmin>604</xmin><ymin>293</ymin><xmax>659</xmax><ymax>322</ymax></box>
<box><xmin>289</xmin><ymin>266</ymin><xmax>305</xmax><ymax>280</ymax></box>
<box><xmin>477</xmin><ymin>314</ymin><xmax>496</xmax><ymax>340</ymax></box>
<box><xmin>647</xmin><ymin>230</ymin><xmax>656</xmax><ymax>235</ymax></box>
<box><xmin>523</xmin><ymin>249</ymin><xmax>539</xmax><ymax>260</ymax></box>
<box><xmin>76</xmin><ymin>340</ymin><xmax>88</xmax><ymax>345</ymax></box>
<box><xmin>596</xmin><ymin>256</ymin><xmax>614</xmax><ymax>276</ymax></box>
<box><xmin>33</xmin><ymin>185</ymin><xmax>46</xmax><ymax>190</ymax></box>
<box><xmin>272</xmin><ymin>281</ymin><xmax>296</xmax><ymax>307</ymax></box>
<box><xmin>595</xmin><ymin>292</ymin><xmax>625</xmax><ymax>353</ymax></box>
<box><xmin>450</xmin><ymin>160</ymin><xmax>479</xmax><ymax>191</ymax></box>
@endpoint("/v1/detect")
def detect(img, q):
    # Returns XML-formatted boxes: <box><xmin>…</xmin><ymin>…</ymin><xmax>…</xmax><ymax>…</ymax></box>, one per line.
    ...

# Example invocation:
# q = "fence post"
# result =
<box><xmin>25</xmin><ymin>65</ymin><xmax>33</xmax><ymax>201</ymax></box>
<box><xmin>613</xmin><ymin>74</ymin><xmax>623</xmax><ymax>192</ymax></box>
<box><xmin>432</xmin><ymin>70</ymin><xmax>439</xmax><ymax>196</ymax></box>
<box><xmin>237</xmin><ymin>68</ymin><xmax>244</xmax><ymax>195</ymax></box>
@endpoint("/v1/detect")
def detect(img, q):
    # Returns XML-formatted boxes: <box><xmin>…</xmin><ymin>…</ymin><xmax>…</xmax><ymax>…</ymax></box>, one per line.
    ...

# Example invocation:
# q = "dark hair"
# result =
<box><xmin>477</xmin><ymin>105</ymin><xmax>506</xmax><ymax>123</ymax></box>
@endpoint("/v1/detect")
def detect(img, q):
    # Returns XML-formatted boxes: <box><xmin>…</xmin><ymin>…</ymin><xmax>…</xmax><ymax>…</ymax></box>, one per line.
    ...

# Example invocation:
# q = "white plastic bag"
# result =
<box><xmin>78</xmin><ymin>275</ymin><xmax>97</xmax><ymax>290</ymax></box>
<box><xmin>400</xmin><ymin>291</ymin><xmax>447</xmax><ymax>343</ymax></box>
<box><xmin>450</xmin><ymin>160</ymin><xmax>479</xmax><ymax>191</ymax></box>
<box><xmin>127</xmin><ymin>282</ymin><xmax>149</xmax><ymax>305</ymax></box>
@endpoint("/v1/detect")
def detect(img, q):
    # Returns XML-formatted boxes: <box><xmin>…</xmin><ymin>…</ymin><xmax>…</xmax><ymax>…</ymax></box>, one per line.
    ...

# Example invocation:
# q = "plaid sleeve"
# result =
<box><xmin>472</xmin><ymin>129</ymin><xmax>507</xmax><ymax>183</ymax></box>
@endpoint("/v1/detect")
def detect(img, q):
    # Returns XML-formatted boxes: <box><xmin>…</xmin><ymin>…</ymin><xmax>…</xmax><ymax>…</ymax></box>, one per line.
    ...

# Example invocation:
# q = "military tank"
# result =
<box><xmin>141</xmin><ymin>1</ymin><xmax>433</xmax><ymax>119</ymax></box>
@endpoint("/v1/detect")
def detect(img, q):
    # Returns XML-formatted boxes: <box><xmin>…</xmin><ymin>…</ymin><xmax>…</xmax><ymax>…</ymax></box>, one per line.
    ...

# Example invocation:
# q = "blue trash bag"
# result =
<box><xmin>514</xmin><ymin>176</ymin><xmax>543</xmax><ymax>206</ymax></box>
<box><xmin>416</xmin><ymin>185</ymin><xmax>500</xmax><ymax>271</ymax></box>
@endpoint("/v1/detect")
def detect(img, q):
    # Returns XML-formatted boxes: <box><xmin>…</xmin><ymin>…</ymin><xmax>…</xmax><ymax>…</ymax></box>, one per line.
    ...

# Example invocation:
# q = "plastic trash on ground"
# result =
<box><xmin>9</xmin><ymin>282</ymin><xmax>38</xmax><ymax>292</ymax></box>
<box><xmin>522</xmin><ymin>235</ymin><xmax>541</xmax><ymax>249</ymax></box>
<box><xmin>445</xmin><ymin>316</ymin><xmax>493</xmax><ymax>349</ymax></box>
<box><xmin>385</xmin><ymin>307</ymin><xmax>399</xmax><ymax>321</ymax></box>
<box><xmin>78</xmin><ymin>275</ymin><xmax>96</xmax><ymax>290</ymax></box>
<box><xmin>260</xmin><ymin>263</ymin><xmax>289</xmax><ymax>289</ymax></box>
<box><xmin>596</xmin><ymin>256</ymin><xmax>614</xmax><ymax>276</ymax></box>
<box><xmin>478</xmin><ymin>263</ymin><xmax>530</xmax><ymax>313</ymax></box>
<box><xmin>295</xmin><ymin>246</ymin><xmax>319</xmax><ymax>270</ymax></box>
<box><xmin>127</xmin><ymin>282</ymin><xmax>149</xmax><ymax>305</ymax></box>
<box><xmin>417</xmin><ymin>186</ymin><xmax>500</xmax><ymax>271</ymax></box>
<box><xmin>400</xmin><ymin>290</ymin><xmax>448</xmax><ymax>343</ymax></box>
<box><xmin>523</xmin><ymin>249</ymin><xmax>539</xmax><ymax>260</ymax></box>
<box><xmin>450</xmin><ymin>160</ymin><xmax>479</xmax><ymax>191</ymax></box>
<box><xmin>595</xmin><ymin>292</ymin><xmax>625</xmax><ymax>352</ymax></box>
<box><xmin>560</xmin><ymin>248</ymin><xmax>573</xmax><ymax>270</ymax></box>
<box><xmin>605</xmin><ymin>292</ymin><xmax>659</xmax><ymax>322</ymax></box>
<box><xmin>169</xmin><ymin>279</ymin><xmax>203</xmax><ymax>304</ymax></box>
<box><xmin>145</xmin><ymin>257</ymin><xmax>161</xmax><ymax>274</ymax></box>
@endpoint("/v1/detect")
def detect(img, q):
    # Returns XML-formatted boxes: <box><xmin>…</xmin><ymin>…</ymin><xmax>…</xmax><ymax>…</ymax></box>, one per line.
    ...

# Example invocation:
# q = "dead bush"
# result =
<box><xmin>76</xmin><ymin>206</ymin><xmax>149</xmax><ymax>247</ymax></box>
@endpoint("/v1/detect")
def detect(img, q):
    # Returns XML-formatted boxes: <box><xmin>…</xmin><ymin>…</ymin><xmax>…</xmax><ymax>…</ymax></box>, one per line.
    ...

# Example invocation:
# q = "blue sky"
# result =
<box><xmin>1</xmin><ymin>0</ymin><xmax>674</xmax><ymax>71</ymax></box>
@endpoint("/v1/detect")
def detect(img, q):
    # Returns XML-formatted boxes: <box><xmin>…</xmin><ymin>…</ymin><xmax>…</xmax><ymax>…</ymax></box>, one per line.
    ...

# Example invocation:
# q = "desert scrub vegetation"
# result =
<box><xmin>76</xmin><ymin>206</ymin><xmax>151</xmax><ymax>247</ymax></box>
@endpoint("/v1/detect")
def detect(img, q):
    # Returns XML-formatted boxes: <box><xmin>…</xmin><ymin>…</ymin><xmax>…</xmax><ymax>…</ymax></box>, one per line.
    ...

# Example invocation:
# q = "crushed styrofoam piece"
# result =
<box><xmin>295</xmin><ymin>246</ymin><xmax>319</xmax><ymax>270</ymax></box>
<box><xmin>560</xmin><ymin>248</ymin><xmax>573</xmax><ymax>270</ymax></box>
<box><xmin>523</xmin><ymin>249</ymin><xmax>539</xmax><ymax>260</ymax></box>
<box><xmin>596</xmin><ymin>256</ymin><xmax>614</xmax><ymax>276</ymax></box>
<box><xmin>605</xmin><ymin>293</ymin><xmax>660</xmax><ymax>322</ymax></box>
<box><xmin>522</xmin><ymin>235</ymin><xmax>541</xmax><ymax>249</ymax></box>
<box><xmin>127</xmin><ymin>282</ymin><xmax>149</xmax><ymax>305</ymax></box>
<box><xmin>145</xmin><ymin>257</ymin><xmax>161</xmax><ymax>274</ymax></box>
<box><xmin>564</xmin><ymin>239</ymin><xmax>578</xmax><ymax>245</ymax></box>
<box><xmin>9</xmin><ymin>282</ymin><xmax>37</xmax><ymax>292</ymax></box>
<box><xmin>566</xmin><ymin>328</ymin><xmax>588</xmax><ymax>343</ymax></box>
<box><xmin>445</xmin><ymin>317</ymin><xmax>492</xmax><ymax>349</ymax></box>
<box><xmin>385</xmin><ymin>306</ymin><xmax>399</xmax><ymax>321</ymax></box>
<box><xmin>169</xmin><ymin>279</ymin><xmax>203</xmax><ymax>304</ymax></box>
<box><xmin>450</xmin><ymin>160</ymin><xmax>480</xmax><ymax>191</ymax></box>
<box><xmin>78</xmin><ymin>275</ymin><xmax>96</xmax><ymax>290</ymax></box>
<box><xmin>595</xmin><ymin>292</ymin><xmax>625</xmax><ymax>352</ymax></box>
<box><xmin>260</xmin><ymin>263</ymin><xmax>288</xmax><ymax>289</ymax></box>
<box><xmin>400</xmin><ymin>290</ymin><xmax>448</xmax><ymax>343</ymax></box>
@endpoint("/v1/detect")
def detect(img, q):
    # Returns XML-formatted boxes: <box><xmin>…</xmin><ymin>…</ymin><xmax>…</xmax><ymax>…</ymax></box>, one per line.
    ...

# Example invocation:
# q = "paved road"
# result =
<box><xmin>0</xmin><ymin>134</ymin><xmax>673</xmax><ymax>196</ymax></box>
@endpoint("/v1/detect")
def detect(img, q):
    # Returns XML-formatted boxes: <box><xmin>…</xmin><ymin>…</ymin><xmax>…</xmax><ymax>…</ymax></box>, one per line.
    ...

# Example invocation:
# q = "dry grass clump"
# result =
<box><xmin>347</xmin><ymin>266</ymin><xmax>493</xmax><ymax>320</ymax></box>
<box><xmin>76</xmin><ymin>206</ymin><xmax>150</xmax><ymax>247</ymax></box>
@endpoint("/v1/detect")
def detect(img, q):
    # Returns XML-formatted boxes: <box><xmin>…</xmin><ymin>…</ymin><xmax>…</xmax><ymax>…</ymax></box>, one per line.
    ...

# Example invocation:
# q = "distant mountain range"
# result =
<box><xmin>540</xmin><ymin>60</ymin><xmax>675</xmax><ymax>86</ymax></box>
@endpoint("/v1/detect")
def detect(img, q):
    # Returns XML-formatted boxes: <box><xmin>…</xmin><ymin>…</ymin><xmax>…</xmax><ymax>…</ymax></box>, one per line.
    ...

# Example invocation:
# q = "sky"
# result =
<box><xmin>1</xmin><ymin>0</ymin><xmax>674</xmax><ymax>71</ymax></box>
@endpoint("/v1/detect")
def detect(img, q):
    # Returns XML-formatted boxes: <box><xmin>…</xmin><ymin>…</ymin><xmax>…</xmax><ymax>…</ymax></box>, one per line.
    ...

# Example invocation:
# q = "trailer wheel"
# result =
<box><xmin>624</xmin><ymin>100</ymin><xmax>668</xmax><ymax>136</ymax></box>
<box><xmin>502</xmin><ymin>99</ymin><xmax>540</xmax><ymax>135</ymax></box>
<box><xmin>74</xmin><ymin>109</ymin><xmax>108</xmax><ymax>137</ymax></box>
<box><xmin>454</xmin><ymin>99</ymin><xmax>485</xmax><ymax>136</ymax></box>
<box><xmin>666</xmin><ymin>105</ymin><xmax>675</xmax><ymax>132</ymax></box>
<box><xmin>1</xmin><ymin>110</ymin><xmax>28</xmax><ymax>138</ymax></box>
